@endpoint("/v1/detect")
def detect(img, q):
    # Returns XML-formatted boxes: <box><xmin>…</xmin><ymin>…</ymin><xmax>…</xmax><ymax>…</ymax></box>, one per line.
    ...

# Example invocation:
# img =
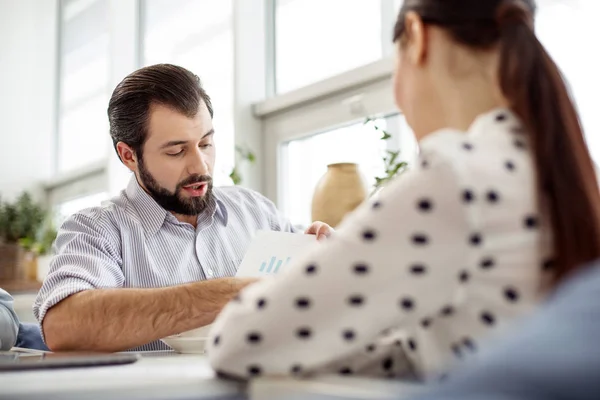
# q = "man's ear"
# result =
<box><xmin>116</xmin><ymin>142</ymin><xmax>138</xmax><ymax>172</ymax></box>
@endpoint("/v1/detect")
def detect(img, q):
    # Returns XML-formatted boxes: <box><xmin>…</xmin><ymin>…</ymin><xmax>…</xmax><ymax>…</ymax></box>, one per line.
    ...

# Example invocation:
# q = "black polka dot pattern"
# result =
<box><xmin>440</xmin><ymin>305</ymin><xmax>454</xmax><ymax>317</ymax></box>
<box><xmin>247</xmin><ymin>365</ymin><xmax>262</xmax><ymax>376</ymax></box>
<box><xmin>207</xmin><ymin>111</ymin><xmax>546</xmax><ymax>381</ymax></box>
<box><xmin>342</xmin><ymin>329</ymin><xmax>356</xmax><ymax>341</ymax></box>
<box><xmin>257</xmin><ymin>298</ymin><xmax>267</xmax><ymax>309</ymax></box>
<box><xmin>524</xmin><ymin>215</ymin><xmax>538</xmax><ymax>229</ymax></box>
<box><xmin>504</xmin><ymin>287</ymin><xmax>519</xmax><ymax>302</ymax></box>
<box><xmin>421</xmin><ymin>159</ymin><xmax>429</xmax><ymax>168</ymax></box>
<box><xmin>408</xmin><ymin>338</ymin><xmax>417</xmax><ymax>351</ymax></box>
<box><xmin>418</xmin><ymin>199</ymin><xmax>433</xmax><ymax>212</ymax></box>
<box><xmin>496</xmin><ymin>113</ymin><xmax>507</xmax><ymax>122</ymax></box>
<box><xmin>296</xmin><ymin>297</ymin><xmax>311</xmax><ymax>309</ymax></box>
<box><xmin>463</xmin><ymin>337</ymin><xmax>476</xmax><ymax>352</ymax></box>
<box><xmin>410</xmin><ymin>264</ymin><xmax>427</xmax><ymax>275</ymax></box>
<box><xmin>514</xmin><ymin>138</ymin><xmax>526</xmax><ymax>150</ymax></box>
<box><xmin>486</xmin><ymin>190</ymin><xmax>500</xmax><ymax>203</ymax></box>
<box><xmin>412</xmin><ymin>234</ymin><xmax>429</xmax><ymax>246</ymax></box>
<box><xmin>290</xmin><ymin>364</ymin><xmax>302</xmax><ymax>375</ymax></box>
<box><xmin>363</xmin><ymin>230</ymin><xmax>377</xmax><ymax>241</ymax></box>
<box><xmin>296</xmin><ymin>327</ymin><xmax>312</xmax><ymax>339</ymax></box>
<box><xmin>480</xmin><ymin>312</ymin><xmax>496</xmax><ymax>326</ymax></box>
<box><xmin>353</xmin><ymin>263</ymin><xmax>369</xmax><ymax>275</ymax></box>
<box><xmin>480</xmin><ymin>257</ymin><xmax>495</xmax><ymax>269</ymax></box>
<box><xmin>463</xmin><ymin>190</ymin><xmax>476</xmax><ymax>203</ymax></box>
<box><xmin>247</xmin><ymin>332</ymin><xmax>262</xmax><ymax>344</ymax></box>
<box><xmin>400</xmin><ymin>297</ymin><xmax>415</xmax><ymax>311</ymax></box>
<box><xmin>348</xmin><ymin>295</ymin><xmax>365</xmax><ymax>307</ymax></box>
<box><xmin>305</xmin><ymin>264</ymin><xmax>317</xmax><ymax>275</ymax></box>
<box><xmin>382</xmin><ymin>357</ymin><xmax>394</xmax><ymax>371</ymax></box>
<box><xmin>470</xmin><ymin>233</ymin><xmax>483</xmax><ymax>246</ymax></box>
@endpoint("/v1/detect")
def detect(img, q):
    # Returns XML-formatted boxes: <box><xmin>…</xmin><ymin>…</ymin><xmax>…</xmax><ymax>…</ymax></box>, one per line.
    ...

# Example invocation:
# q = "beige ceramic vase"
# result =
<box><xmin>311</xmin><ymin>163</ymin><xmax>368</xmax><ymax>228</ymax></box>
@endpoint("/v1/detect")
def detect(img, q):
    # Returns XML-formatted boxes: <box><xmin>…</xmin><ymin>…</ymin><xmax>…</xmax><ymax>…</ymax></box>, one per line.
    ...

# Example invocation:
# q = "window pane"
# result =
<box><xmin>281</xmin><ymin>120</ymin><xmax>388</xmax><ymax>228</ymax></box>
<box><xmin>55</xmin><ymin>191</ymin><xmax>108</xmax><ymax>225</ymax></box>
<box><xmin>536</xmin><ymin>0</ymin><xmax>600</xmax><ymax>163</ymax></box>
<box><xmin>275</xmin><ymin>0</ymin><xmax>382</xmax><ymax>94</ymax></box>
<box><xmin>58</xmin><ymin>95</ymin><xmax>109</xmax><ymax>172</ymax></box>
<box><xmin>142</xmin><ymin>0</ymin><xmax>235</xmax><ymax>186</ymax></box>
<box><xmin>57</xmin><ymin>0</ymin><xmax>110</xmax><ymax>174</ymax></box>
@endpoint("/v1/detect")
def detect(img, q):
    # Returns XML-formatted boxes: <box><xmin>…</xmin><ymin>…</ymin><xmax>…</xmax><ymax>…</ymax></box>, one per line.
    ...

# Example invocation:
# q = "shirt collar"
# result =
<box><xmin>125</xmin><ymin>176</ymin><xmax>229</xmax><ymax>236</ymax></box>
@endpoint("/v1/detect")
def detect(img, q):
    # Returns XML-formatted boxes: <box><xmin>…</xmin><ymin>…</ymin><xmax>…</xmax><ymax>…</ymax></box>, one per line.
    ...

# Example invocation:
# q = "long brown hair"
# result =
<box><xmin>394</xmin><ymin>0</ymin><xmax>600</xmax><ymax>284</ymax></box>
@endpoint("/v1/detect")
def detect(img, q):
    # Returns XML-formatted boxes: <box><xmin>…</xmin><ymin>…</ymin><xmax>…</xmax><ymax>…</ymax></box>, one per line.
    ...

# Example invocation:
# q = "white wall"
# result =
<box><xmin>0</xmin><ymin>0</ymin><xmax>58</xmax><ymax>201</ymax></box>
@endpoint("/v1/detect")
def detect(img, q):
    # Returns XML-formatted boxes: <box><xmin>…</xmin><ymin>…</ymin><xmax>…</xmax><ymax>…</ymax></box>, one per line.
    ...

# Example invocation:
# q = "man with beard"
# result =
<box><xmin>34</xmin><ymin>64</ymin><xmax>332</xmax><ymax>352</ymax></box>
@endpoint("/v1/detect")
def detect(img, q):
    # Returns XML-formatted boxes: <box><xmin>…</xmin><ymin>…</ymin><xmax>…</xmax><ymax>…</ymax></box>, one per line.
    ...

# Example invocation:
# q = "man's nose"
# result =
<box><xmin>187</xmin><ymin>147</ymin><xmax>209</xmax><ymax>176</ymax></box>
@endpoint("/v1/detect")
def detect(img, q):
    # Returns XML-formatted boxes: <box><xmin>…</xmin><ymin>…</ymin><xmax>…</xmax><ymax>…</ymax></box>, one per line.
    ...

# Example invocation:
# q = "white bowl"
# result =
<box><xmin>168</xmin><ymin>324</ymin><xmax>212</xmax><ymax>338</ymax></box>
<box><xmin>161</xmin><ymin>324</ymin><xmax>213</xmax><ymax>353</ymax></box>
<box><xmin>161</xmin><ymin>336</ymin><xmax>207</xmax><ymax>354</ymax></box>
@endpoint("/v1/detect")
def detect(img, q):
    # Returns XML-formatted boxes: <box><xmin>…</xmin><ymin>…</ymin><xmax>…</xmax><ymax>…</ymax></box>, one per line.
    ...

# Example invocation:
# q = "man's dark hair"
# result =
<box><xmin>107</xmin><ymin>63</ymin><xmax>213</xmax><ymax>159</ymax></box>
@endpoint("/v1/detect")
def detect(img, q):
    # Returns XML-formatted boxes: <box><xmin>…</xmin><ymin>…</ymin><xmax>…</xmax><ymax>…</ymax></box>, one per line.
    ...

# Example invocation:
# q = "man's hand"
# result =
<box><xmin>304</xmin><ymin>221</ymin><xmax>334</xmax><ymax>241</ymax></box>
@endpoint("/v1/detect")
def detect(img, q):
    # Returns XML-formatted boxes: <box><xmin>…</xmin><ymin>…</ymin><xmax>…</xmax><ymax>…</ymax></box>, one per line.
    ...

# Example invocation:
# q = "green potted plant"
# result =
<box><xmin>364</xmin><ymin>117</ymin><xmax>410</xmax><ymax>195</ymax></box>
<box><xmin>0</xmin><ymin>192</ymin><xmax>46</xmax><ymax>282</ymax></box>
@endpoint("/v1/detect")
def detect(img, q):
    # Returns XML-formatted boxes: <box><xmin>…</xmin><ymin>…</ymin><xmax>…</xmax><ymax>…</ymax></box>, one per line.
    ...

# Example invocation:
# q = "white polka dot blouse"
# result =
<box><xmin>207</xmin><ymin>108</ymin><xmax>554</xmax><ymax>381</ymax></box>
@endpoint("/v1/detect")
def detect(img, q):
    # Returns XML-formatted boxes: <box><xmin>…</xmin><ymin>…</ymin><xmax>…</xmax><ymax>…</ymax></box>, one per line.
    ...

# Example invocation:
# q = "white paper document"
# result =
<box><xmin>235</xmin><ymin>230</ymin><xmax>316</xmax><ymax>277</ymax></box>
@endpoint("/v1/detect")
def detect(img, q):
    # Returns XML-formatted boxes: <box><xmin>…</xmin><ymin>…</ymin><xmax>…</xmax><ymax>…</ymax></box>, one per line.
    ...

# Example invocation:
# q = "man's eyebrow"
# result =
<box><xmin>160</xmin><ymin>140</ymin><xmax>188</xmax><ymax>149</ymax></box>
<box><xmin>202</xmin><ymin>129</ymin><xmax>215</xmax><ymax>139</ymax></box>
<box><xmin>159</xmin><ymin>130</ymin><xmax>214</xmax><ymax>149</ymax></box>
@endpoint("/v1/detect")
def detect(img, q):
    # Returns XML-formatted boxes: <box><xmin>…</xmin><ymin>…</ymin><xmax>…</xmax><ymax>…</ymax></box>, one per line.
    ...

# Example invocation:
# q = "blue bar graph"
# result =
<box><xmin>259</xmin><ymin>256</ymin><xmax>292</xmax><ymax>274</ymax></box>
<box><xmin>267</xmin><ymin>256</ymin><xmax>276</xmax><ymax>272</ymax></box>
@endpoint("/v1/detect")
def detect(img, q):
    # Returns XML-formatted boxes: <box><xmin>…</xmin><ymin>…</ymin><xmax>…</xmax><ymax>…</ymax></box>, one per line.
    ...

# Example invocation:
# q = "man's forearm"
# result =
<box><xmin>43</xmin><ymin>277</ymin><xmax>253</xmax><ymax>352</ymax></box>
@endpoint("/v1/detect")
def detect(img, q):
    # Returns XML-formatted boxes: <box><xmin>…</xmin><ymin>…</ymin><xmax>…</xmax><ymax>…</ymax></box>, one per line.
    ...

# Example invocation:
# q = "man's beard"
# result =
<box><xmin>138</xmin><ymin>158</ymin><xmax>214</xmax><ymax>216</ymax></box>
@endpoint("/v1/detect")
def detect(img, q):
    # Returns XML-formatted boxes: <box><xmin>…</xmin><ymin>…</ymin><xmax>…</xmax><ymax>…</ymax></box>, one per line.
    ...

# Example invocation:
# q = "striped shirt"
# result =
<box><xmin>34</xmin><ymin>177</ymin><xmax>295</xmax><ymax>351</ymax></box>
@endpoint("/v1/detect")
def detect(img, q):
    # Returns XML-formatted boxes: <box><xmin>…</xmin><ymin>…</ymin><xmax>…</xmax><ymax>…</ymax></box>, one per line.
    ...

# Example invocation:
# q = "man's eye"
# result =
<box><xmin>167</xmin><ymin>150</ymin><xmax>184</xmax><ymax>157</ymax></box>
<box><xmin>200</xmin><ymin>144</ymin><xmax>213</xmax><ymax>149</ymax></box>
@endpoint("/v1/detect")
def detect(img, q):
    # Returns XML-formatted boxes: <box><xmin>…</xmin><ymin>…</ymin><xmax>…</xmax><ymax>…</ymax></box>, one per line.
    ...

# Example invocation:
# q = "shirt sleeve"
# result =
<box><xmin>0</xmin><ymin>289</ymin><xmax>19</xmax><ymax>350</ymax></box>
<box><xmin>33</xmin><ymin>210</ymin><xmax>125</xmax><ymax>335</ymax></box>
<box><xmin>207</xmin><ymin>153</ymin><xmax>470</xmax><ymax>379</ymax></box>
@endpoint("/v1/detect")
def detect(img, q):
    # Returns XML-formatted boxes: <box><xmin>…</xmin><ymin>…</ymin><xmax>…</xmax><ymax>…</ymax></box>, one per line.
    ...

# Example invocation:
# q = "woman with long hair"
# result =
<box><xmin>207</xmin><ymin>0</ymin><xmax>600</xmax><ymax>381</ymax></box>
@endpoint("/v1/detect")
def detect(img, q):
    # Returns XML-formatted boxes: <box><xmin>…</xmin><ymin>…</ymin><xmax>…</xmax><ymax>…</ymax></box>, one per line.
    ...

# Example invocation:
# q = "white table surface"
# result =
<box><xmin>0</xmin><ymin>351</ymin><xmax>422</xmax><ymax>400</ymax></box>
<box><xmin>0</xmin><ymin>352</ymin><xmax>244</xmax><ymax>400</ymax></box>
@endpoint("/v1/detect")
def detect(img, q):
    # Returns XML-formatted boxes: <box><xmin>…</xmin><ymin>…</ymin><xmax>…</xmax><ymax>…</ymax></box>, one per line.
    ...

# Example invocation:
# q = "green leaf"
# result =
<box><xmin>229</xmin><ymin>167</ymin><xmax>242</xmax><ymax>185</ymax></box>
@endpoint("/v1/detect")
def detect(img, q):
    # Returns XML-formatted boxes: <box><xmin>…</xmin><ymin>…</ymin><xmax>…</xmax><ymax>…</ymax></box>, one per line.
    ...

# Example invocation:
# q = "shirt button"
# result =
<box><xmin>207</xmin><ymin>269</ymin><xmax>214</xmax><ymax>277</ymax></box>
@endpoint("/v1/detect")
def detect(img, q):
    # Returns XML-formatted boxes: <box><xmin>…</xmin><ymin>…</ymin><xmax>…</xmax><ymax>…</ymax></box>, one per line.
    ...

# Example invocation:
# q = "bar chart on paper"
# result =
<box><xmin>236</xmin><ymin>230</ymin><xmax>316</xmax><ymax>278</ymax></box>
<box><xmin>259</xmin><ymin>257</ymin><xmax>292</xmax><ymax>273</ymax></box>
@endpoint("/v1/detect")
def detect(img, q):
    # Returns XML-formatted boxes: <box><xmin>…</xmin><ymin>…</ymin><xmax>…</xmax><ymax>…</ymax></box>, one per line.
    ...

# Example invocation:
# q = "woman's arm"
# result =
<box><xmin>207</xmin><ymin>152</ymin><xmax>469</xmax><ymax>378</ymax></box>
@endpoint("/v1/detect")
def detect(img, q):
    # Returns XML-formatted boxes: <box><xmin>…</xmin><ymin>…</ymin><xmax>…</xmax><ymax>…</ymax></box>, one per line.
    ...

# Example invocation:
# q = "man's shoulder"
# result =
<box><xmin>61</xmin><ymin>192</ymin><xmax>136</xmax><ymax>232</ymax></box>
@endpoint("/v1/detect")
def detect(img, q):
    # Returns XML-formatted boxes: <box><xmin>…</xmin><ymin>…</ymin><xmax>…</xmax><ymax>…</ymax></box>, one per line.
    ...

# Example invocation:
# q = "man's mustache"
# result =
<box><xmin>178</xmin><ymin>175</ymin><xmax>212</xmax><ymax>189</ymax></box>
